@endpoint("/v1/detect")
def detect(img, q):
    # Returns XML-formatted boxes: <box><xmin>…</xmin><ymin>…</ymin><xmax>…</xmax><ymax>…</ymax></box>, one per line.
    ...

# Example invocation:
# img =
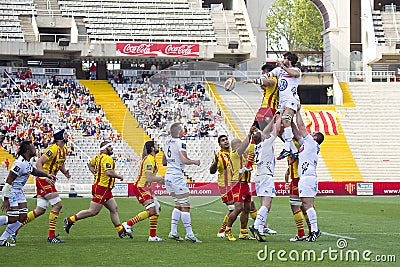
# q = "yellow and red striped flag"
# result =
<box><xmin>304</xmin><ymin>110</ymin><xmax>339</xmax><ymax>135</ymax></box>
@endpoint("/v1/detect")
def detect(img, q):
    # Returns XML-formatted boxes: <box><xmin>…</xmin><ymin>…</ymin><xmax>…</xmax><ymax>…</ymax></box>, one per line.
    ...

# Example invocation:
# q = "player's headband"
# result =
<box><xmin>100</xmin><ymin>142</ymin><xmax>113</xmax><ymax>151</ymax></box>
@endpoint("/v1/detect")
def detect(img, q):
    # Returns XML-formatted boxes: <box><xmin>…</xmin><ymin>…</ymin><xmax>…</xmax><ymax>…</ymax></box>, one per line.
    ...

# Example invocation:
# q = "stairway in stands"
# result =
<box><xmin>0</xmin><ymin>149</ymin><xmax>14</xmax><ymax>179</ymax></box>
<box><xmin>79</xmin><ymin>80</ymin><xmax>166</xmax><ymax>175</ymax></box>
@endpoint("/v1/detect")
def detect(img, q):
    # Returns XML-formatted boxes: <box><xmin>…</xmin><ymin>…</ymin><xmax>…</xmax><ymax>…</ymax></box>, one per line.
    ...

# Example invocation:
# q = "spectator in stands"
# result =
<box><xmin>1</xmin><ymin>78</ymin><xmax>7</xmax><ymax>88</ymax></box>
<box><xmin>326</xmin><ymin>86</ymin><xmax>334</xmax><ymax>104</ymax></box>
<box><xmin>90</xmin><ymin>63</ymin><xmax>97</xmax><ymax>80</ymax></box>
<box><xmin>3</xmin><ymin>158</ymin><xmax>9</xmax><ymax>170</ymax></box>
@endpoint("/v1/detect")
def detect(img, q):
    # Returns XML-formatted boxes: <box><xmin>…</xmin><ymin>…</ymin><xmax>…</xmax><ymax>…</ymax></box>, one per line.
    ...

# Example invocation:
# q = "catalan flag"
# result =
<box><xmin>304</xmin><ymin>110</ymin><xmax>339</xmax><ymax>135</ymax></box>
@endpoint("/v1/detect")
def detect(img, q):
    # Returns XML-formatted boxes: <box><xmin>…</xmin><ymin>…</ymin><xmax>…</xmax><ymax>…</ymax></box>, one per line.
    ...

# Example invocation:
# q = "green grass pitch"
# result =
<box><xmin>1</xmin><ymin>196</ymin><xmax>399</xmax><ymax>266</ymax></box>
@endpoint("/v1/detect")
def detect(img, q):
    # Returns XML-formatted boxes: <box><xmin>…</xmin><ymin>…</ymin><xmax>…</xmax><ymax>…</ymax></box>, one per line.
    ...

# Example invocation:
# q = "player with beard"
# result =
<box><xmin>63</xmin><ymin>141</ymin><xmax>130</xmax><ymax>239</ymax></box>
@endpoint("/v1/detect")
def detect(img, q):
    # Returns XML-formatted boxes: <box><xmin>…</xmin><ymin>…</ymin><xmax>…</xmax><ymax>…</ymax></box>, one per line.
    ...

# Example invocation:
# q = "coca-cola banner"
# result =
<box><xmin>116</xmin><ymin>42</ymin><xmax>200</xmax><ymax>57</ymax></box>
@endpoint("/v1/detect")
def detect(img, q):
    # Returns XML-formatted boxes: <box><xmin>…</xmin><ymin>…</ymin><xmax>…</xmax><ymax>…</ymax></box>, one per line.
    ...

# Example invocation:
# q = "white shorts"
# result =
<box><xmin>164</xmin><ymin>174</ymin><xmax>189</xmax><ymax>195</ymax></box>
<box><xmin>298</xmin><ymin>176</ymin><xmax>318</xmax><ymax>198</ymax></box>
<box><xmin>278</xmin><ymin>97</ymin><xmax>300</xmax><ymax>112</ymax></box>
<box><xmin>255</xmin><ymin>174</ymin><xmax>276</xmax><ymax>197</ymax></box>
<box><xmin>2</xmin><ymin>188</ymin><xmax>27</xmax><ymax>207</ymax></box>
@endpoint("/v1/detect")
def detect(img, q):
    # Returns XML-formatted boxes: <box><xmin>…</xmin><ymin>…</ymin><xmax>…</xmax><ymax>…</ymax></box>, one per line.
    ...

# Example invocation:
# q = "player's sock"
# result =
<box><xmin>240</xmin><ymin>228</ymin><xmax>248</xmax><ymax>235</ymax></box>
<box><xmin>0</xmin><ymin>215</ymin><xmax>8</xmax><ymax>226</ymax></box>
<box><xmin>249</xmin><ymin>209</ymin><xmax>258</xmax><ymax>220</ymax></box>
<box><xmin>181</xmin><ymin>211</ymin><xmax>194</xmax><ymax>237</ymax></box>
<box><xmin>68</xmin><ymin>214</ymin><xmax>78</xmax><ymax>224</ymax></box>
<box><xmin>293</xmin><ymin>210</ymin><xmax>305</xmax><ymax>237</ymax></box>
<box><xmin>115</xmin><ymin>224</ymin><xmax>124</xmax><ymax>235</ymax></box>
<box><xmin>48</xmin><ymin>210</ymin><xmax>59</xmax><ymax>239</ymax></box>
<box><xmin>284</xmin><ymin>127</ymin><xmax>293</xmax><ymax>151</ymax></box>
<box><xmin>22</xmin><ymin>210</ymin><xmax>38</xmax><ymax>226</ymax></box>
<box><xmin>127</xmin><ymin>210</ymin><xmax>150</xmax><ymax>227</ymax></box>
<box><xmin>171</xmin><ymin>208</ymin><xmax>181</xmax><ymax>235</ymax></box>
<box><xmin>218</xmin><ymin>213</ymin><xmax>229</xmax><ymax>233</ymax></box>
<box><xmin>15</xmin><ymin>210</ymin><xmax>38</xmax><ymax>234</ymax></box>
<box><xmin>149</xmin><ymin>215</ymin><xmax>159</xmax><ymax>237</ymax></box>
<box><xmin>254</xmin><ymin>206</ymin><xmax>268</xmax><ymax>233</ymax></box>
<box><xmin>0</xmin><ymin>221</ymin><xmax>21</xmax><ymax>241</ymax></box>
<box><xmin>303</xmin><ymin>212</ymin><xmax>311</xmax><ymax>234</ymax></box>
<box><xmin>306</xmin><ymin>208</ymin><xmax>318</xmax><ymax>232</ymax></box>
<box><xmin>225</xmin><ymin>226</ymin><xmax>232</xmax><ymax>234</ymax></box>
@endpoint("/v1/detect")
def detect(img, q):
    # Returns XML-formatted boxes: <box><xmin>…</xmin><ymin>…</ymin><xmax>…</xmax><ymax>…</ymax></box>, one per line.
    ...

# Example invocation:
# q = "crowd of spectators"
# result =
<box><xmin>0</xmin><ymin>73</ymin><xmax>125</xmax><ymax>159</ymax></box>
<box><xmin>117</xmin><ymin>77</ymin><xmax>221</xmax><ymax>139</ymax></box>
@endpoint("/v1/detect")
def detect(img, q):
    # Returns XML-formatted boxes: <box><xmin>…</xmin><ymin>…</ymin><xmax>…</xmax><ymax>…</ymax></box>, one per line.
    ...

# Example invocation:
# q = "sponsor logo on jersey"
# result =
<box><xmin>106</xmin><ymin>163</ymin><xmax>112</xmax><ymax>168</ymax></box>
<box><xmin>13</xmin><ymin>166</ymin><xmax>20</xmax><ymax>172</ymax></box>
<box><xmin>146</xmin><ymin>164</ymin><xmax>152</xmax><ymax>170</ymax></box>
<box><xmin>46</xmin><ymin>150</ymin><xmax>53</xmax><ymax>157</ymax></box>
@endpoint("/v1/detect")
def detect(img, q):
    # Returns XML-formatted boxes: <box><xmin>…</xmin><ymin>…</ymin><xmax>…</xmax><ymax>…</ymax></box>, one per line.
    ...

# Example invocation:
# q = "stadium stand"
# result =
<box><xmin>110</xmin><ymin>79</ymin><xmax>225</xmax><ymax>181</ymax></box>
<box><xmin>58</xmin><ymin>0</ymin><xmax>216</xmax><ymax>43</ymax></box>
<box><xmin>0</xmin><ymin>0</ymin><xmax>37</xmax><ymax>41</ymax></box>
<box><xmin>0</xmin><ymin>75</ymin><xmax>140</xmax><ymax>183</ymax></box>
<box><xmin>336</xmin><ymin>82</ymin><xmax>400</xmax><ymax>181</ymax></box>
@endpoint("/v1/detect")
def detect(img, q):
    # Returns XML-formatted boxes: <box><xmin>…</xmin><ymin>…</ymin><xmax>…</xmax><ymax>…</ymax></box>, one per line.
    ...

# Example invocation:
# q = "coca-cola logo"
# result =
<box><xmin>164</xmin><ymin>44</ymin><xmax>195</xmax><ymax>56</ymax></box>
<box><xmin>122</xmin><ymin>43</ymin><xmax>152</xmax><ymax>54</ymax></box>
<box><xmin>117</xmin><ymin>43</ymin><xmax>199</xmax><ymax>56</ymax></box>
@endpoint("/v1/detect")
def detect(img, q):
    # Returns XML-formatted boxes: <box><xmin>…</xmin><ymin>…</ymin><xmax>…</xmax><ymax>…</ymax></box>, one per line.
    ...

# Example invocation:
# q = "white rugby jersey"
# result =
<box><xmin>270</xmin><ymin>67</ymin><xmax>301</xmax><ymax>103</ymax></box>
<box><xmin>297</xmin><ymin>134</ymin><xmax>320</xmax><ymax>178</ymax></box>
<box><xmin>254</xmin><ymin>134</ymin><xmax>276</xmax><ymax>177</ymax></box>
<box><xmin>164</xmin><ymin>137</ymin><xmax>186</xmax><ymax>174</ymax></box>
<box><xmin>10</xmin><ymin>155</ymin><xmax>34</xmax><ymax>189</ymax></box>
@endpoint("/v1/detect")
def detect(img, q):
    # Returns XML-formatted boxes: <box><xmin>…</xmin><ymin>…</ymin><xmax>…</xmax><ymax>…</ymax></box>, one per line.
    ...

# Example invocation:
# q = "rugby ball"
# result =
<box><xmin>224</xmin><ymin>77</ymin><xmax>236</xmax><ymax>92</ymax></box>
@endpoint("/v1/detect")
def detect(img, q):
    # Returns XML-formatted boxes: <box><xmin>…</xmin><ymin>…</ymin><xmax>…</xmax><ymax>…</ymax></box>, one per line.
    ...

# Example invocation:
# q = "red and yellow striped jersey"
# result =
<box><xmin>90</xmin><ymin>153</ymin><xmax>116</xmax><ymax>189</ymax></box>
<box><xmin>288</xmin><ymin>140</ymin><xmax>300</xmax><ymax>179</ymax></box>
<box><xmin>261</xmin><ymin>77</ymin><xmax>279</xmax><ymax>110</ymax></box>
<box><xmin>134</xmin><ymin>154</ymin><xmax>158</xmax><ymax>188</ymax></box>
<box><xmin>215</xmin><ymin>150</ymin><xmax>235</xmax><ymax>186</ymax></box>
<box><xmin>42</xmin><ymin>143</ymin><xmax>68</xmax><ymax>175</ymax></box>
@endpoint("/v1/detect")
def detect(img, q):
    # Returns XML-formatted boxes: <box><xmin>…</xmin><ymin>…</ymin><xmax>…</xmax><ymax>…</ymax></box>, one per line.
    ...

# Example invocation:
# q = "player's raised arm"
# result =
<box><xmin>291</xmin><ymin>118</ymin><xmax>302</xmax><ymax>142</ymax></box>
<box><xmin>237</xmin><ymin>126</ymin><xmax>257</xmax><ymax>156</ymax></box>
<box><xmin>295</xmin><ymin>105</ymin><xmax>308</xmax><ymax>138</ymax></box>
<box><xmin>244</xmin><ymin>77</ymin><xmax>276</xmax><ymax>87</ymax></box>
<box><xmin>209</xmin><ymin>152</ymin><xmax>219</xmax><ymax>174</ymax></box>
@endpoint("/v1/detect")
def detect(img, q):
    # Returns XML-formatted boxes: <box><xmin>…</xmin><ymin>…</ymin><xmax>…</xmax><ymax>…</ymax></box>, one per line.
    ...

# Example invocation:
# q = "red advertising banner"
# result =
<box><xmin>125</xmin><ymin>182</ymin><xmax>400</xmax><ymax>197</ymax></box>
<box><xmin>116</xmin><ymin>42</ymin><xmax>200</xmax><ymax>57</ymax></box>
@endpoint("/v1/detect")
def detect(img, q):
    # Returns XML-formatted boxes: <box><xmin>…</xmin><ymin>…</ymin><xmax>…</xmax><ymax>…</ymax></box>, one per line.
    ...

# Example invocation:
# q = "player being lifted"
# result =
<box><xmin>244</xmin><ymin>63</ymin><xmax>279</xmax><ymax>131</ymax></box>
<box><xmin>122</xmin><ymin>141</ymin><xmax>165</xmax><ymax>242</ymax></box>
<box><xmin>248</xmin><ymin>53</ymin><xmax>302</xmax><ymax>162</ymax></box>
<box><xmin>163</xmin><ymin>122</ymin><xmax>202</xmax><ymax>243</ymax></box>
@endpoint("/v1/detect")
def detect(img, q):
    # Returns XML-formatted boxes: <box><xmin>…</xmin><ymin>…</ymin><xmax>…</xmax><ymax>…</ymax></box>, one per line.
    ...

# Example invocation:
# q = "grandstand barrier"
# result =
<box><xmin>49</xmin><ymin>182</ymin><xmax>400</xmax><ymax>197</ymax></box>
